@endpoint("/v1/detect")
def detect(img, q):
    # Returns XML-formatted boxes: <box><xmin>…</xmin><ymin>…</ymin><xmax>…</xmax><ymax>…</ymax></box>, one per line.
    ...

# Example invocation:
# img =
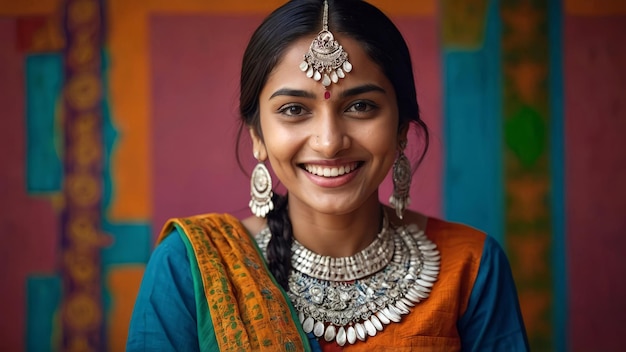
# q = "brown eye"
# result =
<box><xmin>346</xmin><ymin>100</ymin><xmax>376</xmax><ymax>114</ymax></box>
<box><xmin>278</xmin><ymin>104</ymin><xmax>306</xmax><ymax>116</ymax></box>
<box><xmin>353</xmin><ymin>102</ymin><xmax>368</xmax><ymax>112</ymax></box>
<box><xmin>287</xmin><ymin>106</ymin><xmax>303</xmax><ymax>115</ymax></box>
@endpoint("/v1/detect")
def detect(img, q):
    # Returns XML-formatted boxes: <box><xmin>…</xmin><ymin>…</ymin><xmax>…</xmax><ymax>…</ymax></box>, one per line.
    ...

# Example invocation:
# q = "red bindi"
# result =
<box><xmin>324</xmin><ymin>91</ymin><xmax>331</xmax><ymax>100</ymax></box>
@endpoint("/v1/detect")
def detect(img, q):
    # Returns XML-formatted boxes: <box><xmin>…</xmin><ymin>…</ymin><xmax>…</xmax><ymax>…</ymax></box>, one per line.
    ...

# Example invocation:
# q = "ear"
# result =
<box><xmin>248</xmin><ymin>127</ymin><xmax>267</xmax><ymax>161</ymax></box>
<box><xmin>397</xmin><ymin>123</ymin><xmax>410</xmax><ymax>149</ymax></box>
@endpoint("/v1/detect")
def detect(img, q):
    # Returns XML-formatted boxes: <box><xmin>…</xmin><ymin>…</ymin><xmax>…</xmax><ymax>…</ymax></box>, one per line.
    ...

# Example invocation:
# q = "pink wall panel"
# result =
<box><xmin>149</xmin><ymin>15</ymin><xmax>265</xmax><ymax>231</ymax></box>
<box><xmin>564</xmin><ymin>16</ymin><xmax>626</xmax><ymax>351</ymax></box>
<box><xmin>0</xmin><ymin>19</ymin><xmax>58</xmax><ymax>351</ymax></box>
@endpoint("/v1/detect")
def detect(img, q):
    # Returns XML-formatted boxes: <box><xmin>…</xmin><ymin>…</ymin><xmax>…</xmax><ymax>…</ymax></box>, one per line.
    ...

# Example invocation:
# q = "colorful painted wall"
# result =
<box><xmin>1</xmin><ymin>0</ymin><xmax>624</xmax><ymax>351</ymax></box>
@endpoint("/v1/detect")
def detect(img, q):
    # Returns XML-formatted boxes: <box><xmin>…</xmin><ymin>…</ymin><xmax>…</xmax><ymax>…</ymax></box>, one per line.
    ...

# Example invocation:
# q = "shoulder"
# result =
<box><xmin>424</xmin><ymin>217</ymin><xmax>486</xmax><ymax>248</ymax></box>
<box><xmin>157</xmin><ymin>212</ymin><xmax>254</xmax><ymax>244</ymax></box>
<box><xmin>390</xmin><ymin>208</ymin><xmax>488</xmax><ymax>280</ymax></box>
<box><xmin>424</xmin><ymin>217</ymin><xmax>487</xmax><ymax>275</ymax></box>
<box><xmin>128</xmin><ymin>229</ymin><xmax>200</xmax><ymax>351</ymax></box>
<box><xmin>394</xmin><ymin>208</ymin><xmax>487</xmax><ymax>256</ymax></box>
<box><xmin>146</xmin><ymin>228</ymin><xmax>192</xmax><ymax>279</ymax></box>
<box><xmin>388</xmin><ymin>210</ymin><xmax>497</xmax><ymax>335</ymax></box>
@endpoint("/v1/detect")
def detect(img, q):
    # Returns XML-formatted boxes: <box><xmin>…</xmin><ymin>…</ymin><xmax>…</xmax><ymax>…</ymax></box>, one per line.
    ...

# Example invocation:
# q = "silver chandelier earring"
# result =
<box><xmin>249</xmin><ymin>153</ymin><xmax>274</xmax><ymax>218</ymax></box>
<box><xmin>389</xmin><ymin>141</ymin><xmax>412</xmax><ymax>219</ymax></box>
<box><xmin>299</xmin><ymin>0</ymin><xmax>352</xmax><ymax>87</ymax></box>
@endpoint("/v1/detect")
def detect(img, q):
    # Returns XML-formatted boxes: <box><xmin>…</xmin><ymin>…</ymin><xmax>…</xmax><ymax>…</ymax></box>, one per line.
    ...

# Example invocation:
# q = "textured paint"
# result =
<box><xmin>16</xmin><ymin>16</ymin><xmax>64</xmax><ymax>53</ymax></box>
<box><xmin>101</xmin><ymin>51</ymin><xmax>119</xmax><ymax>215</ymax></box>
<box><xmin>99</xmin><ymin>49</ymin><xmax>152</xmax><ymax>265</ymax></box>
<box><xmin>59</xmin><ymin>0</ymin><xmax>107</xmax><ymax>348</ymax></box>
<box><xmin>0</xmin><ymin>19</ymin><xmax>59</xmax><ymax>352</ymax></box>
<box><xmin>501</xmin><ymin>0</ymin><xmax>554</xmax><ymax>348</ymax></box>
<box><xmin>149</xmin><ymin>15</ymin><xmax>264</xmax><ymax>229</ymax></box>
<box><xmin>106</xmin><ymin>267</ymin><xmax>145</xmax><ymax>352</ymax></box>
<box><xmin>565</xmin><ymin>0</ymin><xmax>626</xmax><ymax>15</ymax></box>
<box><xmin>441</xmin><ymin>0</ymin><xmax>489</xmax><ymax>48</ymax></box>
<box><xmin>369</xmin><ymin>0</ymin><xmax>436</xmax><ymax>15</ymax></box>
<box><xmin>564</xmin><ymin>16</ymin><xmax>626</xmax><ymax>352</ymax></box>
<box><xmin>26</xmin><ymin>276</ymin><xmax>61</xmax><ymax>352</ymax></box>
<box><xmin>106</xmin><ymin>0</ymin><xmax>152</xmax><ymax>221</ymax></box>
<box><xmin>0</xmin><ymin>0</ymin><xmax>58</xmax><ymax>16</ymax></box>
<box><xmin>443</xmin><ymin>0</ymin><xmax>503</xmax><ymax>243</ymax></box>
<box><xmin>101</xmin><ymin>222</ymin><xmax>152</xmax><ymax>265</ymax></box>
<box><xmin>548</xmin><ymin>0</ymin><xmax>567</xmax><ymax>350</ymax></box>
<box><xmin>111</xmin><ymin>0</ymin><xmax>434</xmax><ymax>16</ymax></box>
<box><xmin>25</xmin><ymin>53</ymin><xmax>63</xmax><ymax>193</ymax></box>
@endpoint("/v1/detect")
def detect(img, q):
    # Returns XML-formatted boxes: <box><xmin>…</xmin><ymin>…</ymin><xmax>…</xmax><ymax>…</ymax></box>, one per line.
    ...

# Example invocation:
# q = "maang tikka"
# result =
<box><xmin>299</xmin><ymin>0</ymin><xmax>352</xmax><ymax>87</ymax></box>
<box><xmin>249</xmin><ymin>152</ymin><xmax>274</xmax><ymax>218</ymax></box>
<box><xmin>389</xmin><ymin>141</ymin><xmax>412</xmax><ymax>219</ymax></box>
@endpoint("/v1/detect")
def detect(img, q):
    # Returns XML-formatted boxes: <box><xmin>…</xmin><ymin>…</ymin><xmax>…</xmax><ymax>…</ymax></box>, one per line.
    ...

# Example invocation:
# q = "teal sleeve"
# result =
<box><xmin>126</xmin><ymin>232</ymin><xmax>200</xmax><ymax>352</ymax></box>
<box><xmin>458</xmin><ymin>236</ymin><xmax>529</xmax><ymax>351</ymax></box>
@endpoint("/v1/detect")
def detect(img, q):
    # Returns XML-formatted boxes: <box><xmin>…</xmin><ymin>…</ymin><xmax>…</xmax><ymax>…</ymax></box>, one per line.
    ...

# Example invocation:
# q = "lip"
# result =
<box><xmin>299</xmin><ymin>161</ymin><xmax>363</xmax><ymax>188</ymax></box>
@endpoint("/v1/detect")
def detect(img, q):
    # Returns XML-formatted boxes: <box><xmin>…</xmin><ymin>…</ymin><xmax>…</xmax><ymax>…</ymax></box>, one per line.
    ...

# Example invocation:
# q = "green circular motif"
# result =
<box><xmin>505</xmin><ymin>105</ymin><xmax>547</xmax><ymax>168</ymax></box>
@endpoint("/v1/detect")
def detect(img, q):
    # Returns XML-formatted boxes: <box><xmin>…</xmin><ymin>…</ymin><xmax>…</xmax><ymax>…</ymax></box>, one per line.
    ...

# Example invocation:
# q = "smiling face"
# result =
<box><xmin>250</xmin><ymin>35</ymin><xmax>404</xmax><ymax>217</ymax></box>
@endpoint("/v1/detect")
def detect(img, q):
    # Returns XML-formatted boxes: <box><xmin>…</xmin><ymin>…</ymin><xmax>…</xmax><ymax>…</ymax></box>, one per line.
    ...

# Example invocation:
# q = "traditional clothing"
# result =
<box><xmin>127</xmin><ymin>214</ymin><xmax>528</xmax><ymax>351</ymax></box>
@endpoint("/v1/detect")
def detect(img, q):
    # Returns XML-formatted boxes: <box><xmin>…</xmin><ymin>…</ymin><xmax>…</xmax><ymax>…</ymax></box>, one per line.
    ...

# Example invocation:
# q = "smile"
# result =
<box><xmin>302</xmin><ymin>162</ymin><xmax>360</xmax><ymax>177</ymax></box>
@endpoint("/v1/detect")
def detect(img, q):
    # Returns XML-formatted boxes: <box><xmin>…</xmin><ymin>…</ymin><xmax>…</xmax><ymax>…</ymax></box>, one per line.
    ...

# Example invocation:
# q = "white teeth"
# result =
<box><xmin>304</xmin><ymin>163</ymin><xmax>357</xmax><ymax>177</ymax></box>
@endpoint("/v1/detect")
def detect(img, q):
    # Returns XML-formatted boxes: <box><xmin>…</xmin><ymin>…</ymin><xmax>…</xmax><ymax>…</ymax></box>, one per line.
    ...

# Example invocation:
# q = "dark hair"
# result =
<box><xmin>237</xmin><ymin>0</ymin><xmax>429</xmax><ymax>289</ymax></box>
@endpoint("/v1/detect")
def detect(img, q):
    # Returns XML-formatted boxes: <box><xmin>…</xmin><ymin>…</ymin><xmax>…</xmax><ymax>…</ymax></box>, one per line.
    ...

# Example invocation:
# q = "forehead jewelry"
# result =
<box><xmin>299</xmin><ymin>0</ymin><xmax>352</xmax><ymax>92</ymax></box>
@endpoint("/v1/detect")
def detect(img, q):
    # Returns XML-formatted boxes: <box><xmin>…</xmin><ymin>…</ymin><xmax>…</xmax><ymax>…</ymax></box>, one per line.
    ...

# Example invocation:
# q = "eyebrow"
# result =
<box><xmin>269</xmin><ymin>88</ymin><xmax>316</xmax><ymax>99</ymax></box>
<box><xmin>269</xmin><ymin>84</ymin><xmax>387</xmax><ymax>100</ymax></box>
<box><xmin>340</xmin><ymin>84</ymin><xmax>386</xmax><ymax>98</ymax></box>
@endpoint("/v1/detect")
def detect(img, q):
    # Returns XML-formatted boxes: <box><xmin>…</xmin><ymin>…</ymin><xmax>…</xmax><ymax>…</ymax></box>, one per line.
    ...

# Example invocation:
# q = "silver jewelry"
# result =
<box><xmin>389</xmin><ymin>143</ymin><xmax>412</xmax><ymax>219</ymax></box>
<box><xmin>255</xmin><ymin>221</ymin><xmax>440</xmax><ymax>346</ymax></box>
<box><xmin>299</xmin><ymin>0</ymin><xmax>352</xmax><ymax>87</ymax></box>
<box><xmin>249</xmin><ymin>161</ymin><xmax>274</xmax><ymax>217</ymax></box>
<box><xmin>291</xmin><ymin>214</ymin><xmax>392</xmax><ymax>281</ymax></box>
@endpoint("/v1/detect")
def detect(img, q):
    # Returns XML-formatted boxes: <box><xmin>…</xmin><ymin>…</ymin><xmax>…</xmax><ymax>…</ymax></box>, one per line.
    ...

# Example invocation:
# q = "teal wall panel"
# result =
<box><xmin>26</xmin><ymin>276</ymin><xmax>61</xmax><ymax>352</ymax></box>
<box><xmin>25</xmin><ymin>54</ymin><xmax>63</xmax><ymax>194</ymax></box>
<box><xmin>443</xmin><ymin>0</ymin><xmax>503</xmax><ymax>243</ymax></box>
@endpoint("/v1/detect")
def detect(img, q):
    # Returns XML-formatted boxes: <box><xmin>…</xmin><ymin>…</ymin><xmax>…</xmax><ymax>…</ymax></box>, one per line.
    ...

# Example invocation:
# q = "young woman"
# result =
<box><xmin>127</xmin><ymin>0</ymin><xmax>528</xmax><ymax>350</ymax></box>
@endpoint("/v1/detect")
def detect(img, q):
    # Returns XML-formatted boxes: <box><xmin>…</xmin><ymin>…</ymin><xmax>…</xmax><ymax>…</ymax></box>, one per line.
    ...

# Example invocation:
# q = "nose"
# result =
<box><xmin>309</xmin><ymin>111</ymin><xmax>350</xmax><ymax>157</ymax></box>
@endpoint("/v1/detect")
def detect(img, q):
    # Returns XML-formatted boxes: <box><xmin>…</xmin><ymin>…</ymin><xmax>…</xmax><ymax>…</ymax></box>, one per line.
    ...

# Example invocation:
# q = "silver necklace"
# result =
<box><xmin>255</xmin><ymin>222</ymin><xmax>440</xmax><ymax>346</ymax></box>
<box><xmin>290</xmin><ymin>215</ymin><xmax>393</xmax><ymax>281</ymax></box>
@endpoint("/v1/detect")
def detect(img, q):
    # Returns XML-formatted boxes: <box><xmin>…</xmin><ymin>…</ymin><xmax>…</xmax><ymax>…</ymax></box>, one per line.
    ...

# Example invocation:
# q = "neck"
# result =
<box><xmin>287</xmin><ymin>193</ymin><xmax>383</xmax><ymax>257</ymax></box>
